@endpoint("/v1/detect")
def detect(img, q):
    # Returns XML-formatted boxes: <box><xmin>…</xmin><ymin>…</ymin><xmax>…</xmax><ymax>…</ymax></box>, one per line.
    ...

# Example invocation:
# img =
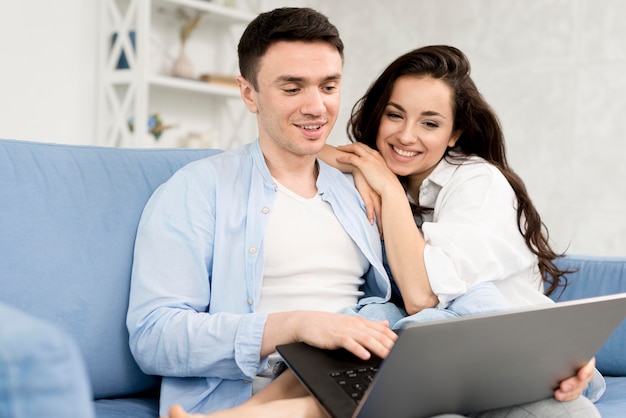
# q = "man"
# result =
<box><xmin>126</xmin><ymin>7</ymin><xmax>397</xmax><ymax>417</ymax></box>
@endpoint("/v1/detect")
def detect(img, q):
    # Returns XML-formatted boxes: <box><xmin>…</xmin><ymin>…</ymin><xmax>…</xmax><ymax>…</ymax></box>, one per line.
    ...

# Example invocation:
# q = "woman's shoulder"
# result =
<box><xmin>438</xmin><ymin>154</ymin><xmax>503</xmax><ymax>182</ymax></box>
<box><xmin>453</xmin><ymin>154</ymin><xmax>497</xmax><ymax>171</ymax></box>
<box><xmin>437</xmin><ymin>155</ymin><xmax>512</xmax><ymax>196</ymax></box>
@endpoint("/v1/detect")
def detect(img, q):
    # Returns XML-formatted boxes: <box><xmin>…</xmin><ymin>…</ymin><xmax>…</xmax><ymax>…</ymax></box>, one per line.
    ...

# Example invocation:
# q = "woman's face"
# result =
<box><xmin>375</xmin><ymin>75</ymin><xmax>459</xmax><ymax>186</ymax></box>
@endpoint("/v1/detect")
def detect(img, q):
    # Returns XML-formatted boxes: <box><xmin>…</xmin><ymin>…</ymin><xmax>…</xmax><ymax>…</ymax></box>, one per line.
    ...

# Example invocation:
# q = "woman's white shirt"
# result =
<box><xmin>416</xmin><ymin>155</ymin><xmax>552</xmax><ymax>308</ymax></box>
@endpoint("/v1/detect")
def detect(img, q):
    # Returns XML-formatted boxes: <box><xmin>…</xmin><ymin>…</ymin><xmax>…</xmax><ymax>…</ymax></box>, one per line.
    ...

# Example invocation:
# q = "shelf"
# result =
<box><xmin>149</xmin><ymin>74</ymin><xmax>240</xmax><ymax>97</ymax></box>
<box><xmin>99</xmin><ymin>0</ymin><xmax>255</xmax><ymax>147</ymax></box>
<box><xmin>155</xmin><ymin>0</ymin><xmax>256</xmax><ymax>23</ymax></box>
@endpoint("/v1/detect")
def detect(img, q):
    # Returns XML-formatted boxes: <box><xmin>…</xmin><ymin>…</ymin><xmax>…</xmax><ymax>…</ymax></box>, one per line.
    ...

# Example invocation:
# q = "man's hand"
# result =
<box><xmin>295</xmin><ymin>311</ymin><xmax>397</xmax><ymax>360</ymax></box>
<box><xmin>554</xmin><ymin>357</ymin><xmax>596</xmax><ymax>401</ymax></box>
<box><xmin>265</xmin><ymin>311</ymin><xmax>397</xmax><ymax>360</ymax></box>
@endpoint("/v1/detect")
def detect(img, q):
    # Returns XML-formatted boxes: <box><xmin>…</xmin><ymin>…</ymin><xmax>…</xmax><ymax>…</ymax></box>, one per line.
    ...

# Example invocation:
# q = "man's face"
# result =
<box><xmin>240</xmin><ymin>41</ymin><xmax>342</xmax><ymax>158</ymax></box>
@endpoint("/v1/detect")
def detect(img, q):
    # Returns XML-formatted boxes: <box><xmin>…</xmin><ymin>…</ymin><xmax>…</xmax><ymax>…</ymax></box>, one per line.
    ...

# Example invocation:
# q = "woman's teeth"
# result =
<box><xmin>393</xmin><ymin>146</ymin><xmax>418</xmax><ymax>157</ymax></box>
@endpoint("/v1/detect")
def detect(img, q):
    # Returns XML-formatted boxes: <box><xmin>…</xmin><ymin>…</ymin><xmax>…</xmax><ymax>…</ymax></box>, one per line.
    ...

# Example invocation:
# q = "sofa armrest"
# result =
<box><xmin>0</xmin><ymin>303</ymin><xmax>95</xmax><ymax>418</ymax></box>
<box><xmin>553</xmin><ymin>255</ymin><xmax>626</xmax><ymax>301</ymax></box>
<box><xmin>553</xmin><ymin>255</ymin><xmax>626</xmax><ymax>377</ymax></box>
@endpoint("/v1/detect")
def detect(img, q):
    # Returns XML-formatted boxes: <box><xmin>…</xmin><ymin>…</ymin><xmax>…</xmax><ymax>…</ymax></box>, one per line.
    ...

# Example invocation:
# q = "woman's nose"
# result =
<box><xmin>397</xmin><ymin>124</ymin><xmax>419</xmax><ymax>145</ymax></box>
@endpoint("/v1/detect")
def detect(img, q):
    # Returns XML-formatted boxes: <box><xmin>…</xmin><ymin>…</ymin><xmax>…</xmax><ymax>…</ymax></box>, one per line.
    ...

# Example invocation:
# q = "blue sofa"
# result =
<box><xmin>0</xmin><ymin>138</ymin><xmax>625</xmax><ymax>417</ymax></box>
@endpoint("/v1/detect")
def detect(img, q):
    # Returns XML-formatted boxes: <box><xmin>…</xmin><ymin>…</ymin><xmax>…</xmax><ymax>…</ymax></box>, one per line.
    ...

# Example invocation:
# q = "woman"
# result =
<box><xmin>169</xmin><ymin>45</ymin><xmax>601</xmax><ymax>418</ymax></box>
<box><xmin>323</xmin><ymin>44</ymin><xmax>603</xmax><ymax>415</ymax></box>
<box><xmin>331</xmin><ymin>45</ymin><xmax>565</xmax><ymax>319</ymax></box>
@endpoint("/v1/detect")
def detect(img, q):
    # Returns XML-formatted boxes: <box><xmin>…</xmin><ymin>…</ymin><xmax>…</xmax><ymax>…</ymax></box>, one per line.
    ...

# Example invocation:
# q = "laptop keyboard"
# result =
<box><xmin>329</xmin><ymin>366</ymin><xmax>379</xmax><ymax>404</ymax></box>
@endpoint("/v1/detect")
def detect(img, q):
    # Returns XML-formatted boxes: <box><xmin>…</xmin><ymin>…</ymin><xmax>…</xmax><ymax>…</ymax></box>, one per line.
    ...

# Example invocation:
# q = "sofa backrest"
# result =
<box><xmin>0</xmin><ymin>138</ymin><xmax>221</xmax><ymax>399</ymax></box>
<box><xmin>553</xmin><ymin>254</ymin><xmax>626</xmax><ymax>377</ymax></box>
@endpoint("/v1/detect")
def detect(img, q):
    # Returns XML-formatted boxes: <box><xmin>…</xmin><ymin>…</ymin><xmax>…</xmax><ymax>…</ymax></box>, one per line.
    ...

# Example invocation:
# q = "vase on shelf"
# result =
<box><xmin>171</xmin><ymin>9</ymin><xmax>202</xmax><ymax>79</ymax></box>
<box><xmin>171</xmin><ymin>44</ymin><xmax>194</xmax><ymax>79</ymax></box>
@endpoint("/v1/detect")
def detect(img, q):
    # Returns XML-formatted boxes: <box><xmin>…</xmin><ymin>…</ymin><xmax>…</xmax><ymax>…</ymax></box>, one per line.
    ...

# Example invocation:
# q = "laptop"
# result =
<box><xmin>277</xmin><ymin>293</ymin><xmax>626</xmax><ymax>418</ymax></box>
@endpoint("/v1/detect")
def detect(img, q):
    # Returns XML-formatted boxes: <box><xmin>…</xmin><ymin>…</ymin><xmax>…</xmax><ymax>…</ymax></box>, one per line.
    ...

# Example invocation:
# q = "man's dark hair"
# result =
<box><xmin>237</xmin><ymin>7</ymin><xmax>344</xmax><ymax>90</ymax></box>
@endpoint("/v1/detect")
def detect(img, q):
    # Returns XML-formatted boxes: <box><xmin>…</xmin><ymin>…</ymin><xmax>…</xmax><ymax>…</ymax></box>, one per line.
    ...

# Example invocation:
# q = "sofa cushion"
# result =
<box><xmin>0</xmin><ymin>303</ymin><xmax>95</xmax><ymax>418</ymax></box>
<box><xmin>553</xmin><ymin>255</ymin><xmax>626</xmax><ymax>376</ymax></box>
<box><xmin>0</xmin><ymin>139</ymin><xmax>221</xmax><ymax>398</ymax></box>
<box><xmin>94</xmin><ymin>397</ymin><xmax>158</xmax><ymax>418</ymax></box>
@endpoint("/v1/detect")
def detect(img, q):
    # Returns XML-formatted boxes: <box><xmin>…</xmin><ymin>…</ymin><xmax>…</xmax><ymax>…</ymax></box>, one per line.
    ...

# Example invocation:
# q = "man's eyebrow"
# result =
<box><xmin>275</xmin><ymin>73</ymin><xmax>342</xmax><ymax>84</ymax></box>
<box><xmin>323</xmin><ymin>73</ymin><xmax>342</xmax><ymax>82</ymax></box>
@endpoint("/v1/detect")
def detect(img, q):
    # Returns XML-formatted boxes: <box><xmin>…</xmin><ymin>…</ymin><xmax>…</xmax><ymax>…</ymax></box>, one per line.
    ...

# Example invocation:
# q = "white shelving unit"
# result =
<box><xmin>98</xmin><ymin>0</ymin><xmax>257</xmax><ymax>148</ymax></box>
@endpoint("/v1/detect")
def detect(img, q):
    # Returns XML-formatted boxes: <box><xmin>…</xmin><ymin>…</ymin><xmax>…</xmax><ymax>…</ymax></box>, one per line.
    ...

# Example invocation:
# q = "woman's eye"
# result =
<box><xmin>386</xmin><ymin>112</ymin><xmax>402</xmax><ymax>120</ymax></box>
<box><xmin>424</xmin><ymin>121</ymin><xmax>439</xmax><ymax>128</ymax></box>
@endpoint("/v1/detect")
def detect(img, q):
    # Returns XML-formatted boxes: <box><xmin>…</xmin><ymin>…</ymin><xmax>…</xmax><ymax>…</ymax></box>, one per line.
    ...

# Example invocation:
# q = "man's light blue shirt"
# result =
<box><xmin>127</xmin><ymin>140</ymin><xmax>391</xmax><ymax>415</ymax></box>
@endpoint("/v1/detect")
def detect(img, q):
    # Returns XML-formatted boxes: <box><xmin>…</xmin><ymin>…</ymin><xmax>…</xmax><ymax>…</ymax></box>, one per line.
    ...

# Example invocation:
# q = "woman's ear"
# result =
<box><xmin>448</xmin><ymin>130</ymin><xmax>461</xmax><ymax>148</ymax></box>
<box><xmin>237</xmin><ymin>76</ymin><xmax>258</xmax><ymax>113</ymax></box>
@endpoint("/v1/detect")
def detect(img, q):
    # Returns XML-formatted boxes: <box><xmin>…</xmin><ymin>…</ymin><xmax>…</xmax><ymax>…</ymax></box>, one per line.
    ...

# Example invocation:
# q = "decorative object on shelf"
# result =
<box><xmin>171</xmin><ymin>9</ymin><xmax>203</xmax><ymax>79</ymax></box>
<box><xmin>127</xmin><ymin>113</ymin><xmax>176</xmax><ymax>141</ymax></box>
<box><xmin>181</xmin><ymin>130</ymin><xmax>216</xmax><ymax>149</ymax></box>
<box><xmin>199</xmin><ymin>73</ymin><xmax>238</xmax><ymax>88</ymax></box>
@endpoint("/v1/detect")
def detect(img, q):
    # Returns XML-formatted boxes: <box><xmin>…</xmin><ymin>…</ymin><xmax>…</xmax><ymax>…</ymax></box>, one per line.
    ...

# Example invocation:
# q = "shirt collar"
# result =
<box><xmin>418</xmin><ymin>158</ymin><xmax>453</xmax><ymax>208</ymax></box>
<box><xmin>418</xmin><ymin>154</ymin><xmax>480</xmax><ymax>207</ymax></box>
<box><xmin>250</xmin><ymin>139</ymin><xmax>275</xmax><ymax>187</ymax></box>
<box><xmin>425</xmin><ymin>155</ymin><xmax>462</xmax><ymax>188</ymax></box>
<box><xmin>250</xmin><ymin>138</ymin><xmax>337</xmax><ymax>195</ymax></box>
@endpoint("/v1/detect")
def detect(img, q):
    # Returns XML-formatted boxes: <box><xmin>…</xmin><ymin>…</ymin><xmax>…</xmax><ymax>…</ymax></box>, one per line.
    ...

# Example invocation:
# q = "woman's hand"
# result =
<box><xmin>554</xmin><ymin>357</ymin><xmax>596</xmax><ymax>401</ymax></box>
<box><xmin>353</xmin><ymin>169</ymin><xmax>382</xmax><ymax>234</ymax></box>
<box><xmin>337</xmin><ymin>143</ymin><xmax>404</xmax><ymax>237</ymax></box>
<box><xmin>337</xmin><ymin>143</ymin><xmax>435</xmax><ymax>314</ymax></box>
<box><xmin>336</xmin><ymin>143</ymin><xmax>401</xmax><ymax>197</ymax></box>
<box><xmin>318</xmin><ymin>144</ymin><xmax>382</xmax><ymax>229</ymax></box>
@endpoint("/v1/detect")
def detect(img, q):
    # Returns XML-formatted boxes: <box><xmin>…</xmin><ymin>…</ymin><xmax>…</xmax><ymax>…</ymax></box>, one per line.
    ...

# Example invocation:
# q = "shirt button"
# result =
<box><xmin>243</xmin><ymin>380</ymin><xmax>251</xmax><ymax>384</ymax></box>
<box><xmin>249</xmin><ymin>247</ymin><xmax>257</xmax><ymax>254</ymax></box>
<box><xmin>261</xmin><ymin>207</ymin><xmax>269</xmax><ymax>214</ymax></box>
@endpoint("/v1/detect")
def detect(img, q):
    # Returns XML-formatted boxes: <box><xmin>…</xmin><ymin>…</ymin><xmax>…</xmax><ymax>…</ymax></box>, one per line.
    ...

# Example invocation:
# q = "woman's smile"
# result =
<box><xmin>392</xmin><ymin>145</ymin><xmax>419</xmax><ymax>158</ymax></box>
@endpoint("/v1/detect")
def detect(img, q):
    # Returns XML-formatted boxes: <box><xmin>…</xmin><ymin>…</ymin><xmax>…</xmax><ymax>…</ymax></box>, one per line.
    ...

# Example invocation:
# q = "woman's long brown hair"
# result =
<box><xmin>348</xmin><ymin>45</ymin><xmax>568</xmax><ymax>295</ymax></box>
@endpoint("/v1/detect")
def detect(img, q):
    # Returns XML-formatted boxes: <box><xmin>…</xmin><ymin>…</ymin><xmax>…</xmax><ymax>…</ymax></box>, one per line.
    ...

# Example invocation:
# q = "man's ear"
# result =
<box><xmin>237</xmin><ymin>76</ymin><xmax>258</xmax><ymax>113</ymax></box>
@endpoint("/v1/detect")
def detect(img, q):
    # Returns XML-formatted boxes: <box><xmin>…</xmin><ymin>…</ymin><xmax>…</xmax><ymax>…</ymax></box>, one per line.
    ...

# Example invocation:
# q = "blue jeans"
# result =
<box><xmin>346</xmin><ymin>281</ymin><xmax>511</xmax><ymax>329</ymax></box>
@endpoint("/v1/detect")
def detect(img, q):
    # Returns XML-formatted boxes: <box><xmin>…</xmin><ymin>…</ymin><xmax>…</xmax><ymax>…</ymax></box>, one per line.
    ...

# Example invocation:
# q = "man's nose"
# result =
<box><xmin>300</xmin><ymin>89</ymin><xmax>325</xmax><ymax>116</ymax></box>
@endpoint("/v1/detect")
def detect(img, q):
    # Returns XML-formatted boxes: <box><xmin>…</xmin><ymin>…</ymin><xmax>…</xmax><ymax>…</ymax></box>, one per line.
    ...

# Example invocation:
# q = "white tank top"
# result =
<box><xmin>258</xmin><ymin>180</ymin><xmax>367</xmax><ymax>314</ymax></box>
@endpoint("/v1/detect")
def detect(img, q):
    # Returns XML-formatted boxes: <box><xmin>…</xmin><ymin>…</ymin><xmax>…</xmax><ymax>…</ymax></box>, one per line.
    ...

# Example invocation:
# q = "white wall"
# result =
<box><xmin>262</xmin><ymin>0</ymin><xmax>626</xmax><ymax>257</ymax></box>
<box><xmin>1</xmin><ymin>0</ymin><xmax>625</xmax><ymax>257</ymax></box>
<box><xmin>0</xmin><ymin>1</ymin><xmax>98</xmax><ymax>145</ymax></box>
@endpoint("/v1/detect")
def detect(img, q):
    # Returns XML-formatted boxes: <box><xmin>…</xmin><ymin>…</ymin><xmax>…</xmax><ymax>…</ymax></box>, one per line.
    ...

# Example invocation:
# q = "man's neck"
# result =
<box><xmin>263</xmin><ymin>153</ymin><xmax>319</xmax><ymax>199</ymax></box>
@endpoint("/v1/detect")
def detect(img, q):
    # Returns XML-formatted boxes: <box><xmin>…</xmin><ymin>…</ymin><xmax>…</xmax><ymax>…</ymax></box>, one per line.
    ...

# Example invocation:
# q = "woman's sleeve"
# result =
<box><xmin>421</xmin><ymin>163</ymin><xmax>537</xmax><ymax>306</ymax></box>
